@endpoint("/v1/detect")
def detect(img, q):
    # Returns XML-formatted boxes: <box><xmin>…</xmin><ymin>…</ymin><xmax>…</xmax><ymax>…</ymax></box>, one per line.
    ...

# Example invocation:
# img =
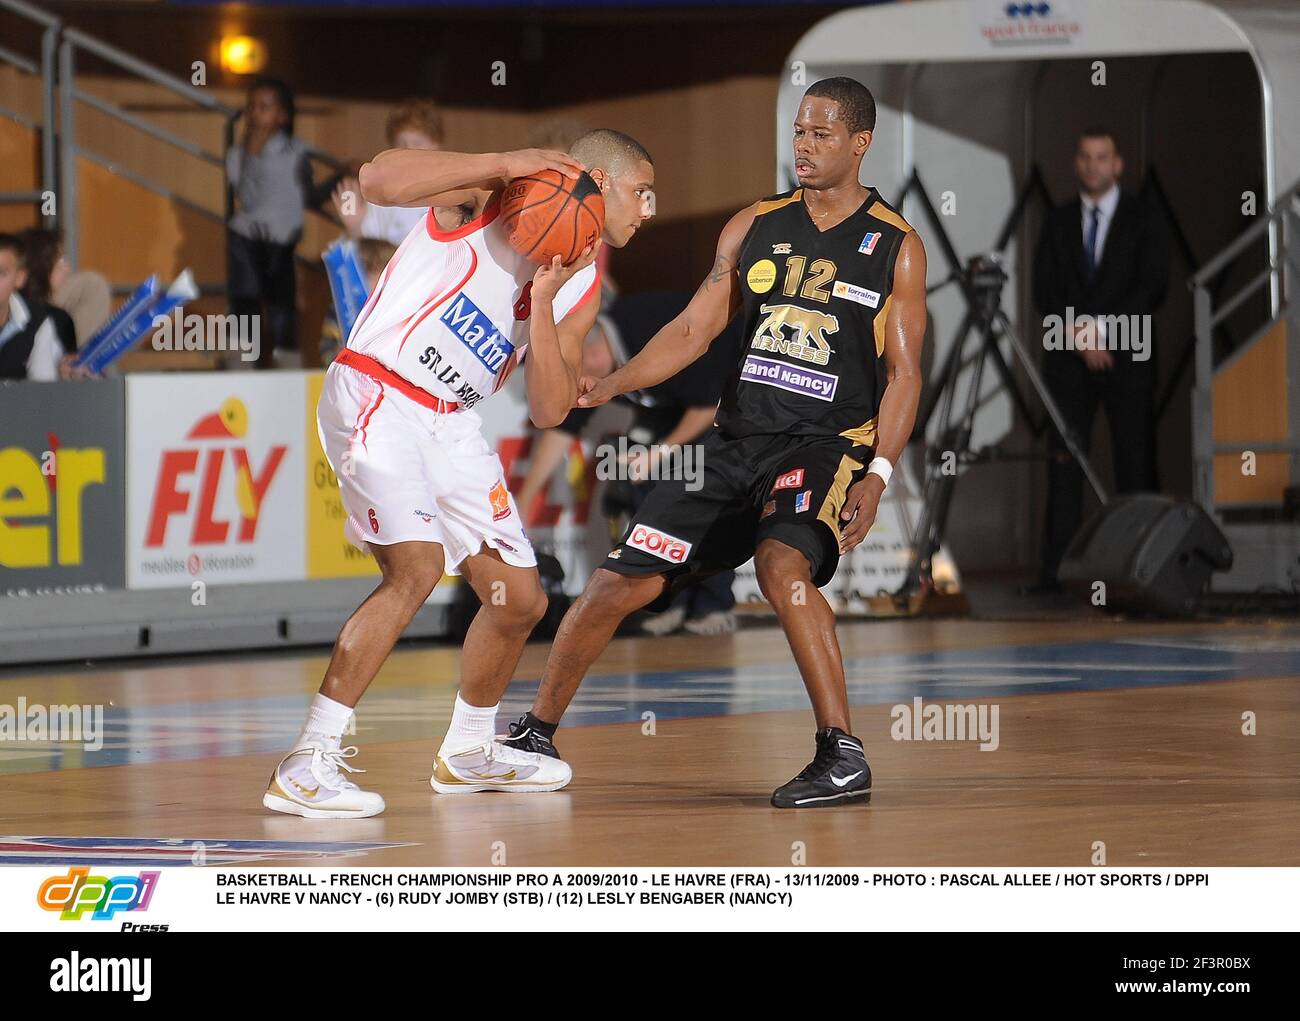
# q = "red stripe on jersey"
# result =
<box><xmin>349</xmin><ymin>236</ymin><xmax>407</xmax><ymax>340</ymax></box>
<box><xmin>426</xmin><ymin>196</ymin><xmax>502</xmax><ymax>242</ymax></box>
<box><xmin>394</xmin><ymin>246</ymin><xmax>479</xmax><ymax>358</ymax></box>
<box><xmin>337</xmin><ymin>350</ymin><xmax>460</xmax><ymax>413</ymax></box>
<box><xmin>348</xmin><ymin>380</ymin><xmax>385</xmax><ymax>456</ymax></box>
<box><xmin>493</xmin><ymin>350</ymin><xmax>521</xmax><ymax>393</ymax></box>
<box><xmin>566</xmin><ymin>269</ymin><xmax>601</xmax><ymax>317</ymax></box>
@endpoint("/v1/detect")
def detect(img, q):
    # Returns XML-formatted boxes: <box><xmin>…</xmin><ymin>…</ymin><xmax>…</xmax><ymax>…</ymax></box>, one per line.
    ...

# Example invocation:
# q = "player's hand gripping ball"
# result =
<box><xmin>501</xmin><ymin>170</ymin><xmax>605</xmax><ymax>266</ymax></box>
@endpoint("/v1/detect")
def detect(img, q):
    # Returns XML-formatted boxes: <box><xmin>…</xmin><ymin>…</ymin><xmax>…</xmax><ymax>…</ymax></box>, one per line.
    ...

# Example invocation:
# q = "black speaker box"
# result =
<box><xmin>1057</xmin><ymin>494</ymin><xmax>1233</xmax><ymax>615</ymax></box>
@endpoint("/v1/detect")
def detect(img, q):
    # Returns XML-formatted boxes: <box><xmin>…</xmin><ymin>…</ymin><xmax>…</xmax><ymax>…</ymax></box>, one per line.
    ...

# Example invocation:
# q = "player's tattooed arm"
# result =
<box><xmin>358</xmin><ymin>148</ymin><xmax>584</xmax><ymax>212</ymax></box>
<box><xmin>839</xmin><ymin>230</ymin><xmax>927</xmax><ymax>554</ymax></box>
<box><xmin>704</xmin><ymin>250</ymin><xmax>736</xmax><ymax>286</ymax></box>
<box><xmin>577</xmin><ymin>203</ymin><xmax>756</xmax><ymax>408</ymax></box>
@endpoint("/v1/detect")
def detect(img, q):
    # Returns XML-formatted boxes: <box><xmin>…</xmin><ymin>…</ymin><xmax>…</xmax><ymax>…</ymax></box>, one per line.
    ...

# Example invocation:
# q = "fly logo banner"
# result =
<box><xmin>37</xmin><ymin>866</ymin><xmax>160</xmax><ymax>921</ymax></box>
<box><xmin>127</xmin><ymin>374</ymin><xmax>307</xmax><ymax>587</ymax></box>
<box><xmin>146</xmin><ymin>398</ymin><xmax>284</xmax><ymax>546</ymax></box>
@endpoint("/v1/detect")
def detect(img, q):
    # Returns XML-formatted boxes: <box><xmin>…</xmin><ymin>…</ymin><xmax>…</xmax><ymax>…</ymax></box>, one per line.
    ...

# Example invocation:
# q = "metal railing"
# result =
<box><xmin>0</xmin><ymin>0</ymin><xmax>58</xmax><ymax>224</ymax></box>
<box><xmin>1189</xmin><ymin>177</ymin><xmax>1300</xmax><ymax>516</ymax></box>
<box><xmin>1</xmin><ymin>0</ymin><xmax>344</xmax><ymax>296</ymax></box>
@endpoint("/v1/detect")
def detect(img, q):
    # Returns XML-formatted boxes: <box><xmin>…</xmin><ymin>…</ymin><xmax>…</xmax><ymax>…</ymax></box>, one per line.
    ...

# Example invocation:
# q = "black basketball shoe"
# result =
<box><xmin>771</xmin><ymin>728</ymin><xmax>872</xmax><ymax>808</ymax></box>
<box><xmin>501</xmin><ymin>716</ymin><xmax>561</xmax><ymax>760</ymax></box>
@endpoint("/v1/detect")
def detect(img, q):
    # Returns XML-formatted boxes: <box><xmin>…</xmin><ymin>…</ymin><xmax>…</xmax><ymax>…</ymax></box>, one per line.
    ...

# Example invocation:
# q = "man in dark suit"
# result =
<box><xmin>1031</xmin><ymin>128</ymin><xmax>1170</xmax><ymax>589</ymax></box>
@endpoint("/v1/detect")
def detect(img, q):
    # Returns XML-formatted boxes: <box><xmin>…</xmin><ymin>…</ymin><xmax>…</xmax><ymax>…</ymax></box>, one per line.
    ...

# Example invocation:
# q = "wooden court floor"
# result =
<box><xmin>2</xmin><ymin>617</ymin><xmax>1298</xmax><ymax>867</ymax></box>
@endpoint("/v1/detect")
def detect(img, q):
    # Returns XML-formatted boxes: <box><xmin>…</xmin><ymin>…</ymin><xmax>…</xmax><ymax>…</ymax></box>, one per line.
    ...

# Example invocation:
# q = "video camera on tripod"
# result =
<box><xmin>895</xmin><ymin>250</ymin><xmax>1106</xmax><ymax>608</ymax></box>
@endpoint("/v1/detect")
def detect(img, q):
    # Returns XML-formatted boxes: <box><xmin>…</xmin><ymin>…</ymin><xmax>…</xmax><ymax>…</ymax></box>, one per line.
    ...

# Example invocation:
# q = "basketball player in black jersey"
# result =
<box><xmin>507</xmin><ymin>77</ymin><xmax>927</xmax><ymax>807</ymax></box>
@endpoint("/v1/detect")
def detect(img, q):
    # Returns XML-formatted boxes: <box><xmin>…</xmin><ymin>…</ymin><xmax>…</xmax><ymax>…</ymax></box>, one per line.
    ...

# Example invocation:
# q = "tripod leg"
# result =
<box><xmin>897</xmin><ymin>318</ymin><xmax>974</xmax><ymax>597</ymax></box>
<box><xmin>914</xmin><ymin>308</ymin><xmax>977</xmax><ymax>439</ymax></box>
<box><xmin>995</xmin><ymin>311</ymin><xmax>1108</xmax><ymax>503</ymax></box>
<box><xmin>897</xmin><ymin>315</ymin><xmax>992</xmax><ymax>598</ymax></box>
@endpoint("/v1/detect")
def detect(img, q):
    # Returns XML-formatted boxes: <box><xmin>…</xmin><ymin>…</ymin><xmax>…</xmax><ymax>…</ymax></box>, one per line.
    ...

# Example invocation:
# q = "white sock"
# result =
<box><xmin>439</xmin><ymin>693</ymin><xmax>499</xmax><ymax>755</ymax></box>
<box><xmin>295</xmin><ymin>693</ymin><xmax>354</xmax><ymax>749</ymax></box>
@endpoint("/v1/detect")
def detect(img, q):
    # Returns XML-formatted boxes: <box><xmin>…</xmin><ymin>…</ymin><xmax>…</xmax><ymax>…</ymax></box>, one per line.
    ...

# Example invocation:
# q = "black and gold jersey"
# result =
<box><xmin>717</xmin><ymin>186</ymin><xmax>913</xmax><ymax>446</ymax></box>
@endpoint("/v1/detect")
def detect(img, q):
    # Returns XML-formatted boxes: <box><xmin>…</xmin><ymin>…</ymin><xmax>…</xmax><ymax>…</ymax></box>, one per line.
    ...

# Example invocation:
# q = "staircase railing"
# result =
<box><xmin>1189</xmin><ymin>177</ymin><xmax>1300</xmax><ymax>517</ymax></box>
<box><xmin>1</xmin><ymin>0</ymin><xmax>344</xmax><ymax>297</ymax></box>
<box><xmin>0</xmin><ymin>0</ymin><xmax>58</xmax><ymax>223</ymax></box>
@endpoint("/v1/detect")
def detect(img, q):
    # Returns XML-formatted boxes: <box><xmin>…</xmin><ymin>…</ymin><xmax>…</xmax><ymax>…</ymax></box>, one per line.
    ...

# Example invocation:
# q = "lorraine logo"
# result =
<box><xmin>145</xmin><ymin>397</ymin><xmax>286</xmax><ymax>547</ymax></box>
<box><xmin>37</xmin><ymin>866</ymin><xmax>160</xmax><ymax>921</ymax></box>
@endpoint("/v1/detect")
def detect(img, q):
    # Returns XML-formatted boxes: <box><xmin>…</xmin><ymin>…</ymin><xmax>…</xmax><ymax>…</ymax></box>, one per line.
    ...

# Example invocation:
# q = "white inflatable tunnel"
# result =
<box><xmin>779</xmin><ymin>0</ymin><xmax>1300</xmax><ymax>572</ymax></box>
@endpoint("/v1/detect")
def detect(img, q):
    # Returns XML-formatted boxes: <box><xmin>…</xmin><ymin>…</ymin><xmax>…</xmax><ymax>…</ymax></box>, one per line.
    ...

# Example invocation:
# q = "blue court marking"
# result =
<box><xmin>1</xmin><ymin>627</ymin><xmax>1297</xmax><ymax>773</ymax></box>
<box><xmin>0</xmin><ymin>836</ymin><xmax>414</xmax><ymax>867</ymax></box>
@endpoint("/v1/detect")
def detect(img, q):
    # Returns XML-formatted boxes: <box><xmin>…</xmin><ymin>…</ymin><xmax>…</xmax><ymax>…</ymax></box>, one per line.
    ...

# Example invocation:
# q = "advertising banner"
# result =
<box><xmin>0</xmin><ymin>380</ymin><xmax>127</xmax><ymax>598</ymax></box>
<box><xmin>126</xmin><ymin>374</ymin><xmax>306</xmax><ymax>588</ymax></box>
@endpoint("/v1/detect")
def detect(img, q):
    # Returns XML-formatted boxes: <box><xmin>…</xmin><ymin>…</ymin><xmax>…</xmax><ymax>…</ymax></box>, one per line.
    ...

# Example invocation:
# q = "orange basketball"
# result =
<box><xmin>500</xmin><ymin>169</ymin><xmax>605</xmax><ymax>266</ymax></box>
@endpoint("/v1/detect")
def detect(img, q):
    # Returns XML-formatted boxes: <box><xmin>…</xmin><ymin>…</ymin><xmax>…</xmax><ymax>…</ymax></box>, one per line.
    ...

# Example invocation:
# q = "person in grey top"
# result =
<box><xmin>226</xmin><ymin>78</ymin><xmax>310</xmax><ymax>367</ymax></box>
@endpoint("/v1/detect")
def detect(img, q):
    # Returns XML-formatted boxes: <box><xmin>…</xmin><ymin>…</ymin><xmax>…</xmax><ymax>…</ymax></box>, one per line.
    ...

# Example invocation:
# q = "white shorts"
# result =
<box><xmin>317</xmin><ymin>359</ymin><xmax>536</xmax><ymax>575</ymax></box>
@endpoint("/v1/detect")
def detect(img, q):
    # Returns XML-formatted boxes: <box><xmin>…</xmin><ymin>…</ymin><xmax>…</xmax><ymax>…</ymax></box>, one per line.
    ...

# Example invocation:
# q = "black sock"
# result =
<box><xmin>523</xmin><ymin>711</ymin><xmax>558</xmax><ymax>739</ymax></box>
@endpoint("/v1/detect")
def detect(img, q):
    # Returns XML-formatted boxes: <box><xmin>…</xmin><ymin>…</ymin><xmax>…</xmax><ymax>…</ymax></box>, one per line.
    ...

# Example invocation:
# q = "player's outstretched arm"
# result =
<box><xmin>358</xmin><ymin>148</ymin><xmax>585</xmax><ymax>210</ymax></box>
<box><xmin>576</xmin><ymin>203</ymin><xmax>757</xmax><ymax>408</ymax></box>
<box><xmin>838</xmin><ymin>230</ymin><xmax>928</xmax><ymax>553</ymax></box>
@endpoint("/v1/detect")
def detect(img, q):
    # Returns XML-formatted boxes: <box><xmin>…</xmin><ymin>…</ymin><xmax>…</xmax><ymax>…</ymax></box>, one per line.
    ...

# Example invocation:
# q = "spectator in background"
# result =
<box><xmin>0</xmin><ymin>233</ymin><xmax>75</xmax><ymax>381</ymax></box>
<box><xmin>16</xmin><ymin>228</ymin><xmax>76</xmax><ymax>354</ymax></box>
<box><xmin>19</xmin><ymin>227</ymin><xmax>111</xmax><ymax>349</ymax></box>
<box><xmin>1031</xmin><ymin>127</ymin><xmax>1170</xmax><ymax>592</ymax></box>
<box><xmin>333</xmin><ymin>99</ymin><xmax>445</xmax><ymax>245</ymax></box>
<box><xmin>517</xmin><ymin>291</ymin><xmax>742</xmax><ymax>635</ymax></box>
<box><xmin>227</xmin><ymin>77</ymin><xmax>310</xmax><ymax>368</ymax></box>
<box><xmin>318</xmin><ymin>238</ymin><xmax>396</xmax><ymax>366</ymax></box>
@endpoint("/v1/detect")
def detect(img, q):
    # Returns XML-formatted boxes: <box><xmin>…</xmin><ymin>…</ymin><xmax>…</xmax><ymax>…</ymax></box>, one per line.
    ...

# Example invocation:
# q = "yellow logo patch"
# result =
<box><xmin>747</xmin><ymin>259</ymin><xmax>777</xmax><ymax>293</ymax></box>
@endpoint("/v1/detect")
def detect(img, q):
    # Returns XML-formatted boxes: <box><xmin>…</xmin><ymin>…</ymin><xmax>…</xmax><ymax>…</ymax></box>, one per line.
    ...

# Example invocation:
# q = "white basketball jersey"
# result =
<box><xmin>345</xmin><ymin>198</ymin><xmax>599</xmax><ymax>409</ymax></box>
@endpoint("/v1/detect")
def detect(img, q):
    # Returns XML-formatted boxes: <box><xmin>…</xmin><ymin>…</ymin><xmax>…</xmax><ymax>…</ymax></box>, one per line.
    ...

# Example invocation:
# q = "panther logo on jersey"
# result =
<box><xmin>749</xmin><ymin>304</ymin><xmax>839</xmax><ymax>366</ymax></box>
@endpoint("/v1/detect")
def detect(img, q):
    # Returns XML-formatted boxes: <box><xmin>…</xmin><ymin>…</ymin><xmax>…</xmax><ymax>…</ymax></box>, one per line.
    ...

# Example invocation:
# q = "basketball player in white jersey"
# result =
<box><xmin>263</xmin><ymin>131</ymin><xmax>655</xmax><ymax>818</ymax></box>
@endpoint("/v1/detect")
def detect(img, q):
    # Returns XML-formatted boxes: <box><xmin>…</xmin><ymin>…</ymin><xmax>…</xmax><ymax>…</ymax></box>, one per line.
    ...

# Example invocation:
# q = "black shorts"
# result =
<box><xmin>602</xmin><ymin>429</ymin><xmax>873</xmax><ymax>609</ymax></box>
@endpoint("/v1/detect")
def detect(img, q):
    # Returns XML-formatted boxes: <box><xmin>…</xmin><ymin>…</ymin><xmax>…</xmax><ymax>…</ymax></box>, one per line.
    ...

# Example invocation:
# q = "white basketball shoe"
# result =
<box><xmin>431</xmin><ymin>739</ymin><xmax>572</xmax><ymax>794</ymax></box>
<box><xmin>263</xmin><ymin>740</ymin><xmax>386</xmax><ymax>819</ymax></box>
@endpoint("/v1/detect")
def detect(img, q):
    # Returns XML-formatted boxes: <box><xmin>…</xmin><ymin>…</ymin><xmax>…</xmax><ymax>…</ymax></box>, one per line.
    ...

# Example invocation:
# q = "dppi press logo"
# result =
<box><xmin>37</xmin><ymin>866</ymin><xmax>160</xmax><ymax>922</ymax></box>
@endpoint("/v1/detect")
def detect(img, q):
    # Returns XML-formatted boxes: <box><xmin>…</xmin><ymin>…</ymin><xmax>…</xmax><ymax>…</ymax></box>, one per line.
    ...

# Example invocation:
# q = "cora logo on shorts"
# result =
<box><xmin>628</xmin><ymin>524</ymin><xmax>692</xmax><ymax>564</ymax></box>
<box><xmin>37</xmin><ymin>867</ymin><xmax>160</xmax><ymax>921</ymax></box>
<box><xmin>368</xmin><ymin>508</ymin><xmax>380</xmax><ymax>533</ymax></box>
<box><xmin>772</xmin><ymin>468</ymin><xmax>805</xmax><ymax>492</ymax></box>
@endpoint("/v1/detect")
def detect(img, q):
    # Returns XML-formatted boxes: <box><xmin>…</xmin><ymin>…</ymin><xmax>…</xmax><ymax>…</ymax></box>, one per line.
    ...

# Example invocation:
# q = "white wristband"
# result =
<box><xmin>867</xmin><ymin>456</ymin><xmax>893</xmax><ymax>487</ymax></box>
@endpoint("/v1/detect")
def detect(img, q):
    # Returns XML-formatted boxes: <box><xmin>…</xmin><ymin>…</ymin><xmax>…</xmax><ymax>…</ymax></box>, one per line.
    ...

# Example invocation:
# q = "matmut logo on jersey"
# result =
<box><xmin>627</xmin><ymin>524</ymin><xmax>692</xmax><ymax>564</ymax></box>
<box><xmin>127</xmin><ymin>375</ymin><xmax>307</xmax><ymax>588</ymax></box>
<box><xmin>440</xmin><ymin>291</ymin><xmax>515</xmax><ymax>374</ymax></box>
